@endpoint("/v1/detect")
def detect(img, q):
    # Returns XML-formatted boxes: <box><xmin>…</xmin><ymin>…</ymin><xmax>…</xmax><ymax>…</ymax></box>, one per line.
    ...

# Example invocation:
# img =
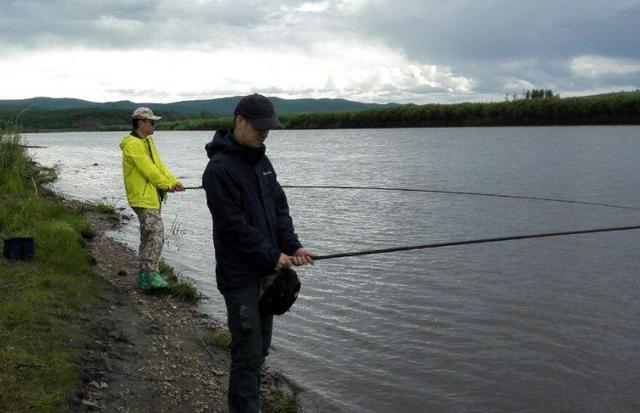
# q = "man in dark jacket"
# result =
<box><xmin>202</xmin><ymin>94</ymin><xmax>316</xmax><ymax>413</ymax></box>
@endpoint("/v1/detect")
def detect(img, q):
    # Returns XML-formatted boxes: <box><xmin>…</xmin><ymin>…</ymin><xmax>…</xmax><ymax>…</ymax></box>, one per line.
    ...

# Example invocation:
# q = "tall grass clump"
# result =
<box><xmin>158</xmin><ymin>259</ymin><xmax>202</xmax><ymax>302</ymax></box>
<box><xmin>0</xmin><ymin>123</ymin><xmax>107</xmax><ymax>411</ymax></box>
<box><xmin>261</xmin><ymin>389</ymin><xmax>300</xmax><ymax>413</ymax></box>
<box><xmin>0</xmin><ymin>121</ymin><xmax>31</xmax><ymax>193</ymax></box>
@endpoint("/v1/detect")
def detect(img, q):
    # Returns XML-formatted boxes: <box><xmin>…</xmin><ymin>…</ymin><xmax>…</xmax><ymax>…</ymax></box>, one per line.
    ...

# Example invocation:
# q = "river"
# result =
<box><xmin>25</xmin><ymin>126</ymin><xmax>640</xmax><ymax>412</ymax></box>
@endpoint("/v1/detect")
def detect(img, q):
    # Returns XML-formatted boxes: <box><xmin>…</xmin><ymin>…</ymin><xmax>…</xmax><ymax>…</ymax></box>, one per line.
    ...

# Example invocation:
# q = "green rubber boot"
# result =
<box><xmin>137</xmin><ymin>269</ymin><xmax>152</xmax><ymax>291</ymax></box>
<box><xmin>149</xmin><ymin>271</ymin><xmax>169</xmax><ymax>289</ymax></box>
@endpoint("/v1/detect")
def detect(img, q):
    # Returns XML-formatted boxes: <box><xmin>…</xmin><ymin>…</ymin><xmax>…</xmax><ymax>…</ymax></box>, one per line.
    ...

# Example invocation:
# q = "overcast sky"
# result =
<box><xmin>1</xmin><ymin>0</ymin><xmax>639</xmax><ymax>103</ymax></box>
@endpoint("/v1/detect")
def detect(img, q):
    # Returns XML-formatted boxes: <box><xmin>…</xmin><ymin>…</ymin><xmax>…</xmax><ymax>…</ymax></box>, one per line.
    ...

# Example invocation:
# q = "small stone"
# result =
<box><xmin>93</xmin><ymin>163</ymin><xmax>99</xmax><ymax>166</ymax></box>
<box><xmin>81</xmin><ymin>400</ymin><xmax>100</xmax><ymax>410</ymax></box>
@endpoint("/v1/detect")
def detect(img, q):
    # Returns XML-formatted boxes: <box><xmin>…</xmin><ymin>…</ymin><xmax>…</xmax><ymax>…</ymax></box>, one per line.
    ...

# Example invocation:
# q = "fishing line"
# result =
<box><xmin>182</xmin><ymin>186</ymin><xmax>640</xmax><ymax>258</ymax></box>
<box><xmin>314</xmin><ymin>224</ymin><xmax>640</xmax><ymax>260</ymax></box>
<box><xmin>182</xmin><ymin>185</ymin><xmax>640</xmax><ymax>211</ymax></box>
<box><xmin>284</xmin><ymin>185</ymin><xmax>640</xmax><ymax>211</ymax></box>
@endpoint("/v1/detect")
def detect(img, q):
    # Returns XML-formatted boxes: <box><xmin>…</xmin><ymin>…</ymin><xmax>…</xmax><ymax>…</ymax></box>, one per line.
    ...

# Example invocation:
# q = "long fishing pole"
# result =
<box><xmin>180</xmin><ymin>186</ymin><xmax>640</xmax><ymax>258</ymax></box>
<box><xmin>314</xmin><ymin>224</ymin><xmax>640</xmax><ymax>260</ymax></box>
<box><xmin>181</xmin><ymin>185</ymin><xmax>640</xmax><ymax>211</ymax></box>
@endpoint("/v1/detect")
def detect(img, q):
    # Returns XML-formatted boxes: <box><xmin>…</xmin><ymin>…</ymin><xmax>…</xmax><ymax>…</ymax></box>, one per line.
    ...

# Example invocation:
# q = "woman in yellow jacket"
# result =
<box><xmin>120</xmin><ymin>107</ymin><xmax>184</xmax><ymax>291</ymax></box>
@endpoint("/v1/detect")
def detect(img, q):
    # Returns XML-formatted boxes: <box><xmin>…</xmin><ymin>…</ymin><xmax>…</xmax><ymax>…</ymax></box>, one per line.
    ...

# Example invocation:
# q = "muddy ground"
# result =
<box><xmin>64</xmin><ymin>199</ymin><xmax>296</xmax><ymax>412</ymax></box>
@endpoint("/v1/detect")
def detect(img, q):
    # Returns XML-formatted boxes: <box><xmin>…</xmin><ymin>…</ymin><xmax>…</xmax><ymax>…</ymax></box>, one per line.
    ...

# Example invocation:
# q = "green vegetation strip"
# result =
<box><xmin>1</xmin><ymin>90</ymin><xmax>639</xmax><ymax>132</ymax></box>
<box><xmin>109</xmin><ymin>91</ymin><xmax>640</xmax><ymax>131</ymax></box>
<box><xmin>0</xmin><ymin>122</ymin><xmax>106</xmax><ymax>412</ymax></box>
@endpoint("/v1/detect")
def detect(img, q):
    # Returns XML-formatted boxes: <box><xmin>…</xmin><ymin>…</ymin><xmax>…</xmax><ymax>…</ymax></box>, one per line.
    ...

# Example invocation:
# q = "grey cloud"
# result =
<box><xmin>1</xmin><ymin>0</ymin><xmax>638</xmax><ymax>101</ymax></box>
<box><xmin>458</xmin><ymin>57</ymin><xmax>640</xmax><ymax>99</ymax></box>
<box><xmin>0</xmin><ymin>0</ymin><xmax>356</xmax><ymax>53</ymax></box>
<box><xmin>107</xmin><ymin>88</ymin><xmax>173</xmax><ymax>98</ymax></box>
<box><xmin>0</xmin><ymin>0</ymin><xmax>309</xmax><ymax>50</ymax></box>
<box><xmin>345</xmin><ymin>0</ymin><xmax>640</xmax><ymax>96</ymax></box>
<box><xmin>354</xmin><ymin>0</ymin><xmax>640</xmax><ymax>63</ymax></box>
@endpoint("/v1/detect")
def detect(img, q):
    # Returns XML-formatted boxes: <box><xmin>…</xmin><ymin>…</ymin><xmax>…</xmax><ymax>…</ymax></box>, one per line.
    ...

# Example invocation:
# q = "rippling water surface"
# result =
<box><xmin>25</xmin><ymin>126</ymin><xmax>640</xmax><ymax>412</ymax></box>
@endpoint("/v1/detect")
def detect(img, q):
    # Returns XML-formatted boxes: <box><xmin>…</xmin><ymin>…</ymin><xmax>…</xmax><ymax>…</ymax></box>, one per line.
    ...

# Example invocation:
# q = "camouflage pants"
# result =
<box><xmin>133</xmin><ymin>207</ymin><xmax>164</xmax><ymax>272</ymax></box>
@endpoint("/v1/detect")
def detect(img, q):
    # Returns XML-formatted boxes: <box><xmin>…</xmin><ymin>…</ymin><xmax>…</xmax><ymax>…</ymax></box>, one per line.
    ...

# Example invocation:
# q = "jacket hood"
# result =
<box><xmin>119</xmin><ymin>132</ymin><xmax>147</xmax><ymax>150</ymax></box>
<box><xmin>205</xmin><ymin>129</ymin><xmax>265</xmax><ymax>163</ymax></box>
<box><xmin>119</xmin><ymin>134</ymin><xmax>134</xmax><ymax>150</ymax></box>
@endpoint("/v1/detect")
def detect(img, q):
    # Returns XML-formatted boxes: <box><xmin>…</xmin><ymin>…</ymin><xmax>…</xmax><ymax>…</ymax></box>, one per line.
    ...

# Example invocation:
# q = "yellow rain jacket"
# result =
<box><xmin>119</xmin><ymin>133</ymin><xmax>177</xmax><ymax>209</ymax></box>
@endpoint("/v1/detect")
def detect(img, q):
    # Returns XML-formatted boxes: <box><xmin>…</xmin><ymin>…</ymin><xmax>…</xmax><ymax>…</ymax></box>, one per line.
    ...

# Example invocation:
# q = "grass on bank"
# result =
<box><xmin>0</xmin><ymin>122</ymin><xmax>108</xmax><ymax>412</ymax></box>
<box><xmin>261</xmin><ymin>389</ymin><xmax>301</xmax><ymax>413</ymax></box>
<box><xmin>158</xmin><ymin>259</ymin><xmax>201</xmax><ymax>302</ymax></box>
<box><xmin>204</xmin><ymin>327</ymin><xmax>232</xmax><ymax>350</ymax></box>
<box><xmin>94</xmin><ymin>201</ymin><xmax>117</xmax><ymax>216</ymax></box>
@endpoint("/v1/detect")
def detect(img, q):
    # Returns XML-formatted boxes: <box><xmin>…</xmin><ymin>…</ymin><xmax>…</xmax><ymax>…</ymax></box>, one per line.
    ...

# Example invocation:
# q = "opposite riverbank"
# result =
<box><xmin>2</xmin><ymin>90</ymin><xmax>639</xmax><ymax>132</ymax></box>
<box><xmin>0</xmin><ymin>125</ymin><xmax>298</xmax><ymax>412</ymax></box>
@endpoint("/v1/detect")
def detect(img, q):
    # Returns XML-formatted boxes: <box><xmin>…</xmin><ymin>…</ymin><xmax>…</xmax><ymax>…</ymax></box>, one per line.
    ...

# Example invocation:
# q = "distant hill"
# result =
<box><xmin>2</xmin><ymin>91</ymin><xmax>638</xmax><ymax>132</ymax></box>
<box><xmin>0</xmin><ymin>96</ymin><xmax>401</xmax><ymax>117</ymax></box>
<box><xmin>569</xmin><ymin>90</ymin><xmax>640</xmax><ymax>100</ymax></box>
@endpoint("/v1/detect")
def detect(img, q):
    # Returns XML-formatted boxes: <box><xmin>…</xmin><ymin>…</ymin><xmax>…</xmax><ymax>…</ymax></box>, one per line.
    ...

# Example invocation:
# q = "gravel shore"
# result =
<box><xmin>64</xmin><ymin>198</ymin><xmax>297</xmax><ymax>412</ymax></box>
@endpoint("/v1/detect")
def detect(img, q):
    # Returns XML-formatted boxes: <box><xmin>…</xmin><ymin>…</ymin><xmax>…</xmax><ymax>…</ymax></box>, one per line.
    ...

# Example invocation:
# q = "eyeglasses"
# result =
<box><xmin>145</xmin><ymin>119</ymin><xmax>155</xmax><ymax>126</ymax></box>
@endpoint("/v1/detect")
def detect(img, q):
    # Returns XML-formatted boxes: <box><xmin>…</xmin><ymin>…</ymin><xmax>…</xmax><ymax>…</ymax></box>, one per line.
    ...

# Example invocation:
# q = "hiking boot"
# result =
<box><xmin>137</xmin><ymin>269</ymin><xmax>152</xmax><ymax>291</ymax></box>
<box><xmin>149</xmin><ymin>271</ymin><xmax>169</xmax><ymax>289</ymax></box>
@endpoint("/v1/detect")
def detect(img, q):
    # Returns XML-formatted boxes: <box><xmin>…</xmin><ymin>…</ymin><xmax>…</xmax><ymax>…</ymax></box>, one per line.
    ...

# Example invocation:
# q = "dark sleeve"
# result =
<box><xmin>273</xmin><ymin>178</ymin><xmax>303</xmax><ymax>255</ymax></box>
<box><xmin>202</xmin><ymin>162</ymin><xmax>281</xmax><ymax>272</ymax></box>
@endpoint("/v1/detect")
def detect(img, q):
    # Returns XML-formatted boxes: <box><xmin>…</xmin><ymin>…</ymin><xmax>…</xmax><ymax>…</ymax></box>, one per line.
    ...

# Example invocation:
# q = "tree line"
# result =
<box><xmin>162</xmin><ymin>91</ymin><xmax>640</xmax><ymax>130</ymax></box>
<box><xmin>0</xmin><ymin>108</ymin><xmax>185</xmax><ymax>132</ymax></box>
<box><xmin>1</xmin><ymin>92</ymin><xmax>638</xmax><ymax>132</ymax></box>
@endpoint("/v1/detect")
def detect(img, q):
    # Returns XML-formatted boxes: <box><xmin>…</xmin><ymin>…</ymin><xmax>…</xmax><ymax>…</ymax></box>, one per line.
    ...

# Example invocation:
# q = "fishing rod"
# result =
<box><xmin>314</xmin><ymin>224</ymin><xmax>640</xmax><ymax>260</ymax></box>
<box><xmin>179</xmin><ymin>186</ymin><xmax>640</xmax><ymax>258</ymax></box>
<box><xmin>181</xmin><ymin>185</ymin><xmax>640</xmax><ymax>211</ymax></box>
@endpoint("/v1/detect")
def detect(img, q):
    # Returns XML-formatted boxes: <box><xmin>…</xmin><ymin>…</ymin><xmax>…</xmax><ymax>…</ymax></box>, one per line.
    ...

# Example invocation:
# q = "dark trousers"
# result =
<box><xmin>223</xmin><ymin>281</ymin><xmax>274</xmax><ymax>413</ymax></box>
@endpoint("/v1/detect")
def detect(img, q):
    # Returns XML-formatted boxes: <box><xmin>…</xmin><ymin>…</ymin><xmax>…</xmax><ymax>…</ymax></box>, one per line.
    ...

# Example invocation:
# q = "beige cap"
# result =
<box><xmin>132</xmin><ymin>107</ymin><xmax>162</xmax><ymax>120</ymax></box>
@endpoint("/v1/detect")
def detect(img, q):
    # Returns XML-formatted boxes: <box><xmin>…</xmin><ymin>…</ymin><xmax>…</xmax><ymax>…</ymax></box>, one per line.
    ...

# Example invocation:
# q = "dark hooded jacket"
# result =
<box><xmin>202</xmin><ymin>129</ymin><xmax>302</xmax><ymax>292</ymax></box>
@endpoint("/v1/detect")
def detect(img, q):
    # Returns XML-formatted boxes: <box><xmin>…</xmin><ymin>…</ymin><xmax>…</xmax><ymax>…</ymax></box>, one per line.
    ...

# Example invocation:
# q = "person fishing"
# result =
<box><xmin>119</xmin><ymin>107</ymin><xmax>184</xmax><ymax>291</ymax></box>
<box><xmin>202</xmin><ymin>94</ymin><xmax>316</xmax><ymax>413</ymax></box>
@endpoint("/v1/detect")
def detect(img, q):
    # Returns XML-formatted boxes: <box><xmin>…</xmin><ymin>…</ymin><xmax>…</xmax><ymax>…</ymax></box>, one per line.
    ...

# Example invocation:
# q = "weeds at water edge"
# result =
<box><xmin>158</xmin><ymin>259</ymin><xmax>201</xmax><ymax>302</ymax></box>
<box><xmin>261</xmin><ymin>389</ymin><xmax>301</xmax><ymax>413</ymax></box>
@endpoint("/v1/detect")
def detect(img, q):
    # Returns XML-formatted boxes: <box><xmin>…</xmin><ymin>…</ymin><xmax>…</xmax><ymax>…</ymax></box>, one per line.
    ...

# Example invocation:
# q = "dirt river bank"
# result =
<box><xmin>65</xmin><ymin>198</ymin><xmax>297</xmax><ymax>412</ymax></box>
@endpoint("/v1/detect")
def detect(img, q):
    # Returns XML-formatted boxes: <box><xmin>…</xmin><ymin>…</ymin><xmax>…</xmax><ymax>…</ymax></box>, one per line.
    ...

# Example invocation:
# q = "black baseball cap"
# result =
<box><xmin>234</xmin><ymin>94</ymin><xmax>283</xmax><ymax>130</ymax></box>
